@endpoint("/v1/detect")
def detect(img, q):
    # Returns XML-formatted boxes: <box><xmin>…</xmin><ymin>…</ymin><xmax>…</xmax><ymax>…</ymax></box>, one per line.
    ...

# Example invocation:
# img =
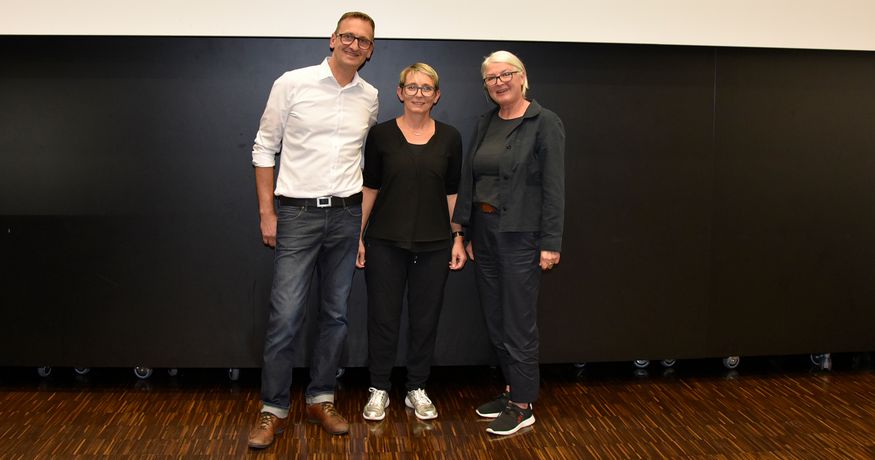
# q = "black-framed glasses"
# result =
<box><xmin>337</xmin><ymin>32</ymin><xmax>373</xmax><ymax>50</ymax></box>
<box><xmin>402</xmin><ymin>84</ymin><xmax>436</xmax><ymax>97</ymax></box>
<box><xmin>483</xmin><ymin>70</ymin><xmax>519</xmax><ymax>86</ymax></box>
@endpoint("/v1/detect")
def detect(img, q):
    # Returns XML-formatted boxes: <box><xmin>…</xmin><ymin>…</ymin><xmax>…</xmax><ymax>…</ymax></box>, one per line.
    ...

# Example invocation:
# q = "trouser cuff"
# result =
<box><xmin>306</xmin><ymin>393</ymin><xmax>334</xmax><ymax>405</ymax></box>
<box><xmin>261</xmin><ymin>403</ymin><xmax>289</xmax><ymax>419</ymax></box>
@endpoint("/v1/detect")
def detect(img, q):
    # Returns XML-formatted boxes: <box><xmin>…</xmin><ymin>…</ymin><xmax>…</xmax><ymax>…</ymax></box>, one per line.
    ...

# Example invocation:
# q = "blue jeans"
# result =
<box><xmin>260</xmin><ymin>202</ymin><xmax>361</xmax><ymax>417</ymax></box>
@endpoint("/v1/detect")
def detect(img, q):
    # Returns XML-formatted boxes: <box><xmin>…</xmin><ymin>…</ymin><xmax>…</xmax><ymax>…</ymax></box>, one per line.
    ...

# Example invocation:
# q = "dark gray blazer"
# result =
<box><xmin>453</xmin><ymin>99</ymin><xmax>566</xmax><ymax>252</ymax></box>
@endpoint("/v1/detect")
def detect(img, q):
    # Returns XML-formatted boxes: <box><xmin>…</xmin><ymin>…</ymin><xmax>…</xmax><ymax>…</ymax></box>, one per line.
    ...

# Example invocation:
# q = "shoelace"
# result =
<box><xmin>257</xmin><ymin>412</ymin><xmax>275</xmax><ymax>429</ymax></box>
<box><xmin>409</xmin><ymin>388</ymin><xmax>432</xmax><ymax>405</ymax></box>
<box><xmin>321</xmin><ymin>402</ymin><xmax>339</xmax><ymax>416</ymax></box>
<box><xmin>367</xmin><ymin>387</ymin><xmax>387</xmax><ymax>407</ymax></box>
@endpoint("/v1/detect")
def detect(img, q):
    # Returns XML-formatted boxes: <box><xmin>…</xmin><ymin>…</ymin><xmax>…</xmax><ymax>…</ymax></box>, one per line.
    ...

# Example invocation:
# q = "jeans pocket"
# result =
<box><xmin>344</xmin><ymin>204</ymin><xmax>363</xmax><ymax>218</ymax></box>
<box><xmin>278</xmin><ymin>204</ymin><xmax>305</xmax><ymax>221</ymax></box>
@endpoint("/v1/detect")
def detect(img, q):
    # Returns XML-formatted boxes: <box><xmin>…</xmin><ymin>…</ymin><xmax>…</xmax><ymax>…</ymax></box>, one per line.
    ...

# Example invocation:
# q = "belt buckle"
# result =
<box><xmin>316</xmin><ymin>196</ymin><xmax>332</xmax><ymax>208</ymax></box>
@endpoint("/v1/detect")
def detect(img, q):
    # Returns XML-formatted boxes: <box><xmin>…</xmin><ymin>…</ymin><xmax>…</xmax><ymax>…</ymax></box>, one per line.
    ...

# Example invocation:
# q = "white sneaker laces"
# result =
<box><xmin>409</xmin><ymin>388</ymin><xmax>432</xmax><ymax>405</ymax></box>
<box><xmin>367</xmin><ymin>387</ymin><xmax>388</xmax><ymax>407</ymax></box>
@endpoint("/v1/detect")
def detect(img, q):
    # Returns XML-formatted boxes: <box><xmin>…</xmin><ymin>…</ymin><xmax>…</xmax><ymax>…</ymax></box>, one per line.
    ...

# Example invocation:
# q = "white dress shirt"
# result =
<box><xmin>252</xmin><ymin>58</ymin><xmax>379</xmax><ymax>198</ymax></box>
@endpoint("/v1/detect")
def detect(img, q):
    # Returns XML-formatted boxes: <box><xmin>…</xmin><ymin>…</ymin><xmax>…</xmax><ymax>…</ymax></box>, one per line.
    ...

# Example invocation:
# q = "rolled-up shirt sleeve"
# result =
<box><xmin>252</xmin><ymin>76</ymin><xmax>292</xmax><ymax>167</ymax></box>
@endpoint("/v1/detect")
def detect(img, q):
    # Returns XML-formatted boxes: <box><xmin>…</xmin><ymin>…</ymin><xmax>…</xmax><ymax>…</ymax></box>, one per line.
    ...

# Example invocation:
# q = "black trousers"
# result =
<box><xmin>364</xmin><ymin>243</ymin><xmax>450</xmax><ymax>391</ymax></box>
<box><xmin>470</xmin><ymin>210</ymin><xmax>542</xmax><ymax>403</ymax></box>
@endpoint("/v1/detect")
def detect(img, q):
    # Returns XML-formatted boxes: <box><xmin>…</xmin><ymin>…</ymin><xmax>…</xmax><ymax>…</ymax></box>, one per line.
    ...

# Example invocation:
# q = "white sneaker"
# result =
<box><xmin>363</xmin><ymin>387</ymin><xmax>389</xmax><ymax>421</ymax></box>
<box><xmin>405</xmin><ymin>388</ymin><xmax>438</xmax><ymax>420</ymax></box>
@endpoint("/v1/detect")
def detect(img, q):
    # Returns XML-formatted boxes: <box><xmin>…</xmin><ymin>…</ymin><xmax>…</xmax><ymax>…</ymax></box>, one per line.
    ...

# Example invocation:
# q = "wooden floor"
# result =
<box><xmin>1</xmin><ymin>354</ymin><xmax>873</xmax><ymax>459</ymax></box>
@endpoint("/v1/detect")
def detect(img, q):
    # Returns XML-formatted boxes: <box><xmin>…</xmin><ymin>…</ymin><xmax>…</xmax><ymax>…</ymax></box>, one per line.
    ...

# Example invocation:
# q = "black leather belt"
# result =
<box><xmin>278</xmin><ymin>192</ymin><xmax>362</xmax><ymax>208</ymax></box>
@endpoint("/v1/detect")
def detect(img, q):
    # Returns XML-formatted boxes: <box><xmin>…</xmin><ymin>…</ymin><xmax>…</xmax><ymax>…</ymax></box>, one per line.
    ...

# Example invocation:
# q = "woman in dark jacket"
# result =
<box><xmin>453</xmin><ymin>50</ymin><xmax>565</xmax><ymax>436</ymax></box>
<box><xmin>357</xmin><ymin>63</ymin><xmax>466</xmax><ymax>422</ymax></box>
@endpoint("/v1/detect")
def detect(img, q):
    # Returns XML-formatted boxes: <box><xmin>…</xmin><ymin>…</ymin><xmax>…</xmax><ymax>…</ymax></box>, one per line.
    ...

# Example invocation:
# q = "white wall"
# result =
<box><xmin>2</xmin><ymin>0</ymin><xmax>875</xmax><ymax>51</ymax></box>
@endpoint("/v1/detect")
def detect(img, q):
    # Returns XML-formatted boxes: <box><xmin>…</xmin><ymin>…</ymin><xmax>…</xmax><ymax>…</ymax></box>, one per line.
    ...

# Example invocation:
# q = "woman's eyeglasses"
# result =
<box><xmin>483</xmin><ymin>71</ymin><xmax>520</xmax><ymax>86</ymax></box>
<box><xmin>402</xmin><ymin>84</ymin><xmax>436</xmax><ymax>97</ymax></box>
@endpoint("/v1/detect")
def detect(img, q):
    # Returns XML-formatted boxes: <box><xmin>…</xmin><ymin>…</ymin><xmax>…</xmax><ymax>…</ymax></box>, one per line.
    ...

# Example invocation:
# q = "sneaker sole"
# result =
<box><xmin>475</xmin><ymin>409</ymin><xmax>501</xmax><ymax>418</ymax></box>
<box><xmin>486</xmin><ymin>415</ymin><xmax>535</xmax><ymax>436</ymax></box>
<box><xmin>363</xmin><ymin>398</ymin><xmax>389</xmax><ymax>421</ymax></box>
<box><xmin>405</xmin><ymin>398</ymin><xmax>438</xmax><ymax>420</ymax></box>
<box><xmin>362</xmin><ymin>411</ymin><xmax>386</xmax><ymax>421</ymax></box>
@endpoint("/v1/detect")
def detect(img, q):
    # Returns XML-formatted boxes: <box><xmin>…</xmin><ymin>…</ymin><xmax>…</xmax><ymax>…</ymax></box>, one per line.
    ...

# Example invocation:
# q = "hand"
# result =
<box><xmin>540</xmin><ymin>250</ymin><xmax>560</xmax><ymax>271</ymax></box>
<box><xmin>260</xmin><ymin>212</ymin><xmax>277</xmax><ymax>248</ymax></box>
<box><xmin>449</xmin><ymin>239</ymin><xmax>467</xmax><ymax>270</ymax></box>
<box><xmin>356</xmin><ymin>239</ymin><xmax>366</xmax><ymax>268</ymax></box>
<box><xmin>465</xmin><ymin>241</ymin><xmax>475</xmax><ymax>261</ymax></box>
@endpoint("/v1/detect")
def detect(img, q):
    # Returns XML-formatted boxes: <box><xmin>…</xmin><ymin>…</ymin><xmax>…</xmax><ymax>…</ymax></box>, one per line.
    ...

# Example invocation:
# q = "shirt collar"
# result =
<box><xmin>318</xmin><ymin>57</ymin><xmax>363</xmax><ymax>89</ymax></box>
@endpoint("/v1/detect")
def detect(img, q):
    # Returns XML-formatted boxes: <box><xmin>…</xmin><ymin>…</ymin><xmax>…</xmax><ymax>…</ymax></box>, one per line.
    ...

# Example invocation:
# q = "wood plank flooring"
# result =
<box><xmin>1</xmin><ymin>354</ymin><xmax>873</xmax><ymax>458</ymax></box>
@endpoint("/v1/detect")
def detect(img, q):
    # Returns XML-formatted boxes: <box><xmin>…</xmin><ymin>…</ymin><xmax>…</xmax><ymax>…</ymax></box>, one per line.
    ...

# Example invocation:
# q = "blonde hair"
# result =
<box><xmin>481</xmin><ymin>50</ymin><xmax>529</xmax><ymax>97</ymax></box>
<box><xmin>399</xmin><ymin>62</ymin><xmax>440</xmax><ymax>90</ymax></box>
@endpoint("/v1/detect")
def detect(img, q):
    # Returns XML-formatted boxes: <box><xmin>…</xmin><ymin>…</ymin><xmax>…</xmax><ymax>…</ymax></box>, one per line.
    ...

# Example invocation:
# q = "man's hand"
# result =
<box><xmin>260</xmin><ymin>212</ymin><xmax>277</xmax><ymax>248</ymax></box>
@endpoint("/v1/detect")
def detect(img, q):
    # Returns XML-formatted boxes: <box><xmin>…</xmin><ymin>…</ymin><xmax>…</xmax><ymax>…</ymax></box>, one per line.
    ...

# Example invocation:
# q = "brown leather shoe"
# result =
<box><xmin>247</xmin><ymin>412</ymin><xmax>286</xmax><ymax>449</ymax></box>
<box><xmin>306</xmin><ymin>402</ymin><xmax>349</xmax><ymax>435</ymax></box>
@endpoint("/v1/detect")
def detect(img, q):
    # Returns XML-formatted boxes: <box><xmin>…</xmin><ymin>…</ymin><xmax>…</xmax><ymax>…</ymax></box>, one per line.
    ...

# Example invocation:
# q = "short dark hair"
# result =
<box><xmin>335</xmin><ymin>11</ymin><xmax>375</xmax><ymax>37</ymax></box>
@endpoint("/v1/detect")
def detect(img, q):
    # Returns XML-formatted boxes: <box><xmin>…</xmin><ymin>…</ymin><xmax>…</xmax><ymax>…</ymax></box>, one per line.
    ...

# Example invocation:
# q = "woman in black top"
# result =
<box><xmin>453</xmin><ymin>50</ymin><xmax>566</xmax><ymax>436</ymax></box>
<box><xmin>357</xmin><ymin>63</ymin><xmax>466</xmax><ymax>422</ymax></box>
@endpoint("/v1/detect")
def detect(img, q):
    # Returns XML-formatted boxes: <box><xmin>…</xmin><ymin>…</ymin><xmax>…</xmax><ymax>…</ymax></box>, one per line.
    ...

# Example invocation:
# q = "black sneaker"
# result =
<box><xmin>475</xmin><ymin>391</ymin><xmax>510</xmax><ymax>418</ymax></box>
<box><xmin>486</xmin><ymin>403</ymin><xmax>535</xmax><ymax>436</ymax></box>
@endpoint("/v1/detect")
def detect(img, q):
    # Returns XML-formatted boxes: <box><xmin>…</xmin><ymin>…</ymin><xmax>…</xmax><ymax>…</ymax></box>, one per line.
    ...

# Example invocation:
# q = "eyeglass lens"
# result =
<box><xmin>338</xmin><ymin>33</ymin><xmax>372</xmax><ymax>49</ymax></box>
<box><xmin>403</xmin><ymin>85</ymin><xmax>435</xmax><ymax>96</ymax></box>
<box><xmin>485</xmin><ymin>71</ymin><xmax>517</xmax><ymax>85</ymax></box>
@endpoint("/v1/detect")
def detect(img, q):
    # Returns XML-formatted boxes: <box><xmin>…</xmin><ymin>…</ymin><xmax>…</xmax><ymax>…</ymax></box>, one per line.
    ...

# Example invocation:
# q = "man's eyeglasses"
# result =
<box><xmin>402</xmin><ymin>84</ymin><xmax>436</xmax><ymax>97</ymax></box>
<box><xmin>483</xmin><ymin>71</ymin><xmax>520</xmax><ymax>86</ymax></box>
<box><xmin>337</xmin><ymin>32</ymin><xmax>373</xmax><ymax>50</ymax></box>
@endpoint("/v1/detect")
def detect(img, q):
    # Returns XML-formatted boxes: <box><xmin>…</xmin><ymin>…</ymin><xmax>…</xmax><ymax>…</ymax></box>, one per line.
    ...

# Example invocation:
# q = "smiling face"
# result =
<box><xmin>329</xmin><ymin>18</ymin><xmax>374</xmax><ymax>71</ymax></box>
<box><xmin>397</xmin><ymin>71</ymin><xmax>440</xmax><ymax>116</ymax></box>
<box><xmin>483</xmin><ymin>62</ymin><xmax>525</xmax><ymax>108</ymax></box>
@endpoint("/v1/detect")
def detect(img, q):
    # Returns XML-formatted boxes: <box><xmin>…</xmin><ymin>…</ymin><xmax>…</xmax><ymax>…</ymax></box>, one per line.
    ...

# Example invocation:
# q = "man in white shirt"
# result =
<box><xmin>248</xmin><ymin>11</ymin><xmax>379</xmax><ymax>448</ymax></box>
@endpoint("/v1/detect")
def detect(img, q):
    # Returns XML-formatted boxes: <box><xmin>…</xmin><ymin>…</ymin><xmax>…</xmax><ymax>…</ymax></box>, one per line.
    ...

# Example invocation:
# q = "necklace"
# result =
<box><xmin>403</xmin><ymin>117</ymin><xmax>429</xmax><ymax>136</ymax></box>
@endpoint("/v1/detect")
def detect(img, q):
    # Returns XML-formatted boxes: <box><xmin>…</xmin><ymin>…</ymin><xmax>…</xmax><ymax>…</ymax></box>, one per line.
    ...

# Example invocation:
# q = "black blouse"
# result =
<box><xmin>362</xmin><ymin>119</ymin><xmax>462</xmax><ymax>250</ymax></box>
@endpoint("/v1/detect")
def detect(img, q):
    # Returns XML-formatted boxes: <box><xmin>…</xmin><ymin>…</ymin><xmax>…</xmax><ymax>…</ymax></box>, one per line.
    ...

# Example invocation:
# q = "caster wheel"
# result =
<box><xmin>167</xmin><ymin>368</ymin><xmax>178</xmax><ymax>377</ymax></box>
<box><xmin>660</xmin><ymin>359</ymin><xmax>676</xmax><ymax>368</ymax></box>
<box><xmin>74</xmin><ymin>367</ymin><xmax>91</xmax><ymax>375</ymax></box>
<box><xmin>633</xmin><ymin>359</ymin><xmax>650</xmax><ymax>369</ymax></box>
<box><xmin>723</xmin><ymin>356</ymin><xmax>740</xmax><ymax>369</ymax></box>
<box><xmin>810</xmin><ymin>353</ymin><xmax>832</xmax><ymax>370</ymax></box>
<box><xmin>133</xmin><ymin>366</ymin><xmax>153</xmax><ymax>379</ymax></box>
<box><xmin>335</xmin><ymin>368</ymin><xmax>345</xmax><ymax>379</ymax></box>
<box><xmin>37</xmin><ymin>366</ymin><xmax>52</xmax><ymax>377</ymax></box>
<box><xmin>228</xmin><ymin>368</ymin><xmax>240</xmax><ymax>381</ymax></box>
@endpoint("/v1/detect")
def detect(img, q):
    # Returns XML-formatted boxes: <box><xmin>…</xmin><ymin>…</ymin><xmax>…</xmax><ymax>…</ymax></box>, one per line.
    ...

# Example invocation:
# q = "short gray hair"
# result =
<box><xmin>481</xmin><ymin>50</ymin><xmax>529</xmax><ymax>97</ymax></box>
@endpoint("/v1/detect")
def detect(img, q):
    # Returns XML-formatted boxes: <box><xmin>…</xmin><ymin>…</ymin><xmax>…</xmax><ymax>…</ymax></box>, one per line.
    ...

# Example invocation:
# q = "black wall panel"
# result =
<box><xmin>711</xmin><ymin>48</ymin><xmax>875</xmax><ymax>356</ymax></box>
<box><xmin>1</xmin><ymin>37</ymin><xmax>873</xmax><ymax>368</ymax></box>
